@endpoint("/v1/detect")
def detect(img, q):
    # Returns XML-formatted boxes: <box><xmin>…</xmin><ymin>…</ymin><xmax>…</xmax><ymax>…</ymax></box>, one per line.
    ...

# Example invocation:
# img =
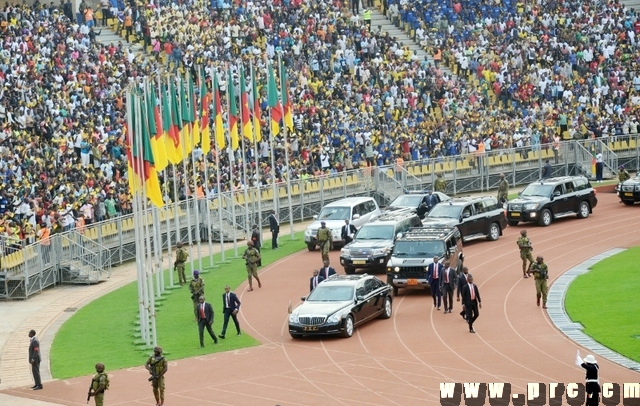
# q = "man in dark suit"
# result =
<box><xmin>319</xmin><ymin>260</ymin><xmax>336</xmax><ymax>280</ymax></box>
<box><xmin>219</xmin><ymin>286</ymin><xmax>241</xmax><ymax>339</ymax></box>
<box><xmin>196</xmin><ymin>296</ymin><xmax>218</xmax><ymax>347</ymax></box>
<box><xmin>310</xmin><ymin>269</ymin><xmax>325</xmax><ymax>292</ymax></box>
<box><xmin>461</xmin><ymin>274</ymin><xmax>482</xmax><ymax>333</ymax></box>
<box><xmin>268</xmin><ymin>210</ymin><xmax>279</xmax><ymax>249</ymax></box>
<box><xmin>427</xmin><ymin>256</ymin><xmax>443</xmax><ymax>310</ymax></box>
<box><xmin>28</xmin><ymin>329</ymin><xmax>42</xmax><ymax>390</ymax></box>
<box><xmin>251</xmin><ymin>224</ymin><xmax>262</xmax><ymax>266</ymax></box>
<box><xmin>456</xmin><ymin>266</ymin><xmax>470</xmax><ymax>319</ymax></box>
<box><xmin>440</xmin><ymin>261</ymin><xmax>457</xmax><ymax>313</ymax></box>
<box><xmin>341</xmin><ymin>219</ymin><xmax>357</xmax><ymax>245</ymax></box>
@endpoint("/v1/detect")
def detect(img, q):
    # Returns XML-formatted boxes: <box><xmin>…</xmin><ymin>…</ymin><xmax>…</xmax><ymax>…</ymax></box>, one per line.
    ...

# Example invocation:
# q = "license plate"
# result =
<box><xmin>352</xmin><ymin>260</ymin><xmax>366</xmax><ymax>265</ymax></box>
<box><xmin>408</xmin><ymin>279</ymin><xmax>418</xmax><ymax>286</ymax></box>
<box><xmin>625</xmin><ymin>193</ymin><xmax>633</xmax><ymax>197</ymax></box>
<box><xmin>303</xmin><ymin>326</ymin><xmax>319</xmax><ymax>331</ymax></box>
<box><xmin>510</xmin><ymin>212</ymin><xmax>521</xmax><ymax>217</ymax></box>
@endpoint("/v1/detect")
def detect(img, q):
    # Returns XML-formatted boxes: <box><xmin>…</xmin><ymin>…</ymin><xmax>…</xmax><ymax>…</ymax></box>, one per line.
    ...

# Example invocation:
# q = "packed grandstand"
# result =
<box><xmin>0</xmin><ymin>0</ymin><xmax>638</xmax><ymax>248</ymax></box>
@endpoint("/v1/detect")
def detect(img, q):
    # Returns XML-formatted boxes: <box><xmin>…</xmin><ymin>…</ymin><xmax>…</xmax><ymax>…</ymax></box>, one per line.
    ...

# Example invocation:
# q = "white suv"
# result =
<box><xmin>304</xmin><ymin>197</ymin><xmax>381</xmax><ymax>251</ymax></box>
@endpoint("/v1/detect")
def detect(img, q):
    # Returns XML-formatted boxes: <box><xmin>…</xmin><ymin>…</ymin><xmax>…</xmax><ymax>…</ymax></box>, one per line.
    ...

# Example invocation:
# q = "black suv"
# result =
<box><xmin>385</xmin><ymin>191</ymin><xmax>450</xmax><ymax>218</ymax></box>
<box><xmin>423</xmin><ymin>196</ymin><xmax>508</xmax><ymax>242</ymax></box>
<box><xmin>507</xmin><ymin>176</ymin><xmax>598</xmax><ymax>226</ymax></box>
<box><xmin>386</xmin><ymin>226</ymin><xmax>464</xmax><ymax>296</ymax></box>
<box><xmin>340</xmin><ymin>210</ymin><xmax>422</xmax><ymax>274</ymax></box>
<box><xmin>617</xmin><ymin>174</ymin><xmax>640</xmax><ymax>205</ymax></box>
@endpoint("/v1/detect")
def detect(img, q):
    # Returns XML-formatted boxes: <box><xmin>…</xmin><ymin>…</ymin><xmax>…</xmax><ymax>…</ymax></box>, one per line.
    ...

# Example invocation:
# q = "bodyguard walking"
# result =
<box><xmin>145</xmin><ymin>346</ymin><xmax>168</xmax><ymax>406</ymax></box>
<box><xmin>251</xmin><ymin>224</ymin><xmax>262</xmax><ymax>266</ymax></box>
<box><xmin>316</xmin><ymin>221</ymin><xmax>332</xmax><ymax>262</ymax></box>
<box><xmin>440</xmin><ymin>261</ymin><xmax>456</xmax><ymax>313</ymax></box>
<box><xmin>427</xmin><ymin>257</ymin><xmax>443</xmax><ymax>310</ymax></box>
<box><xmin>219</xmin><ymin>285</ymin><xmax>241</xmax><ymax>338</ymax></box>
<box><xmin>517</xmin><ymin>230</ymin><xmax>534</xmax><ymax>278</ymax></box>
<box><xmin>268</xmin><ymin>210</ymin><xmax>279</xmax><ymax>249</ymax></box>
<box><xmin>528</xmin><ymin>256</ymin><xmax>549</xmax><ymax>308</ymax></box>
<box><xmin>28</xmin><ymin>329</ymin><xmax>42</xmax><ymax>390</ymax></box>
<box><xmin>196</xmin><ymin>296</ymin><xmax>218</xmax><ymax>347</ymax></box>
<box><xmin>243</xmin><ymin>240</ymin><xmax>262</xmax><ymax>291</ymax></box>
<box><xmin>461</xmin><ymin>274</ymin><xmax>481</xmax><ymax>333</ymax></box>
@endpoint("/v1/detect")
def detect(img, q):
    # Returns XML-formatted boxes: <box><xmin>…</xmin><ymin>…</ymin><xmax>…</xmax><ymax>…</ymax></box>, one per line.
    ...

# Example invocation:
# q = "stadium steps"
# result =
<box><xmin>96</xmin><ymin>21</ymin><xmax>144</xmax><ymax>55</ymax></box>
<box><xmin>369</xmin><ymin>9</ymin><xmax>455</xmax><ymax>77</ymax></box>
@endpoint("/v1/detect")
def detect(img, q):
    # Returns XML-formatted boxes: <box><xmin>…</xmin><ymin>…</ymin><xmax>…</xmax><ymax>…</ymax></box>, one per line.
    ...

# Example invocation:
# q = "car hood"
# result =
<box><xmin>296</xmin><ymin>300</ymin><xmax>351</xmax><ymax>316</ymax></box>
<box><xmin>508</xmin><ymin>196</ymin><xmax>549</xmax><ymax>204</ymax></box>
<box><xmin>422</xmin><ymin>217</ymin><xmax>459</xmax><ymax>227</ymax></box>
<box><xmin>347</xmin><ymin>240</ymin><xmax>394</xmax><ymax>249</ymax></box>
<box><xmin>388</xmin><ymin>257</ymin><xmax>436</xmax><ymax>266</ymax></box>
<box><xmin>306</xmin><ymin>220</ymin><xmax>346</xmax><ymax>231</ymax></box>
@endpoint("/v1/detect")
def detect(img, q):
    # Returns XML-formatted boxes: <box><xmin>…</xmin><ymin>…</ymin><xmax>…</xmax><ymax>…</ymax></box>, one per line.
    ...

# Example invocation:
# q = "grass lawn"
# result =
<box><xmin>565</xmin><ymin>247</ymin><xmax>640</xmax><ymax>363</ymax></box>
<box><xmin>50</xmin><ymin>232</ymin><xmax>304</xmax><ymax>379</ymax></box>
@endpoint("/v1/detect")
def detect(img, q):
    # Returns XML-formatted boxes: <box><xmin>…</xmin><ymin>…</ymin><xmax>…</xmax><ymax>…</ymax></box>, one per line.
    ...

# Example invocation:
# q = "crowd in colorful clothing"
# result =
<box><xmin>1</xmin><ymin>0</ymin><xmax>640</xmax><ymax>248</ymax></box>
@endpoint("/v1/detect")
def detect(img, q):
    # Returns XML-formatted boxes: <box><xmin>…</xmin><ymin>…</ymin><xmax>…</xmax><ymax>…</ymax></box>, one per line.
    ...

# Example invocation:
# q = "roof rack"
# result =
<box><xmin>402</xmin><ymin>226</ymin><xmax>456</xmax><ymax>239</ymax></box>
<box><xmin>372</xmin><ymin>208</ymin><xmax>417</xmax><ymax>222</ymax></box>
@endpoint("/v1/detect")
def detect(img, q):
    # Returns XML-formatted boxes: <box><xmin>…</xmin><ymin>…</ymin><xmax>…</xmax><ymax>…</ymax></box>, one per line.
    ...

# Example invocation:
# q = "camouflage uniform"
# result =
<box><xmin>497</xmin><ymin>178</ymin><xmax>509</xmax><ymax>203</ymax></box>
<box><xmin>174</xmin><ymin>247</ymin><xmax>188</xmax><ymax>286</ymax></box>
<box><xmin>189</xmin><ymin>277</ymin><xmax>205</xmax><ymax>315</ymax></box>
<box><xmin>146</xmin><ymin>352</ymin><xmax>167</xmax><ymax>405</ymax></box>
<box><xmin>530</xmin><ymin>261</ymin><xmax>549</xmax><ymax>307</ymax></box>
<box><xmin>316</xmin><ymin>226</ymin><xmax>332</xmax><ymax>262</ymax></box>
<box><xmin>91</xmin><ymin>372</ymin><xmax>108</xmax><ymax>406</ymax></box>
<box><xmin>243</xmin><ymin>245</ymin><xmax>262</xmax><ymax>290</ymax></box>
<box><xmin>517</xmin><ymin>236</ymin><xmax>534</xmax><ymax>274</ymax></box>
<box><xmin>434</xmin><ymin>176</ymin><xmax>447</xmax><ymax>192</ymax></box>
<box><xmin>618</xmin><ymin>169</ymin><xmax>630</xmax><ymax>183</ymax></box>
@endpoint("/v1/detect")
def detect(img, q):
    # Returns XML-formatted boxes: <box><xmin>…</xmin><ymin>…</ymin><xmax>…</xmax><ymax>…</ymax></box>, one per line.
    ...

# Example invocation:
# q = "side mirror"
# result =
<box><xmin>356</xmin><ymin>295</ymin><xmax>365</xmax><ymax>302</ymax></box>
<box><xmin>300</xmin><ymin>296</ymin><xmax>306</xmax><ymax>301</ymax></box>
<box><xmin>353</xmin><ymin>214</ymin><xmax>361</xmax><ymax>220</ymax></box>
<box><xmin>312</xmin><ymin>215</ymin><xmax>318</xmax><ymax>220</ymax></box>
<box><xmin>396</xmin><ymin>232</ymin><xmax>403</xmax><ymax>239</ymax></box>
<box><xmin>518</xmin><ymin>191</ymin><xmax>522</xmax><ymax>196</ymax></box>
<box><xmin>463</xmin><ymin>212</ymin><xmax>470</xmax><ymax>218</ymax></box>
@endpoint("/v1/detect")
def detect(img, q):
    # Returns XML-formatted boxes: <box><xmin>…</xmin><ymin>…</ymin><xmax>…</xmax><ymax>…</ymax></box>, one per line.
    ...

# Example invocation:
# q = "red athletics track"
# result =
<box><xmin>3</xmin><ymin>191</ymin><xmax>640</xmax><ymax>405</ymax></box>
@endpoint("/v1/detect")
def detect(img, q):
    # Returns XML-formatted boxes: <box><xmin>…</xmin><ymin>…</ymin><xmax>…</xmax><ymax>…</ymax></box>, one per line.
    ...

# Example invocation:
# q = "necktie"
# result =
<box><xmin>200</xmin><ymin>303</ymin><xmax>206</xmax><ymax>319</ymax></box>
<box><xmin>445</xmin><ymin>269</ymin><xmax>449</xmax><ymax>284</ymax></box>
<box><xmin>313</xmin><ymin>277</ymin><xmax>317</xmax><ymax>288</ymax></box>
<box><xmin>470</xmin><ymin>284</ymin><xmax>475</xmax><ymax>300</ymax></box>
<box><xmin>433</xmin><ymin>265</ymin><xmax>438</xmax><ymax>279</ymax></box>
<box><xmin>226</xmin><ymin>293</ymin><xmax>230</xmax><ymax>308</ymax></box>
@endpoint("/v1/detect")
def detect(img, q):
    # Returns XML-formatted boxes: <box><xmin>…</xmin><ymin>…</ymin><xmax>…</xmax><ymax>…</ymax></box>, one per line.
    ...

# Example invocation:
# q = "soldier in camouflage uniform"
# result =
<box><xmin>189</xmin><ymin>271</ymin><xmax>205</xmax><ymax>317</ymax></box>
<box><xmin>528</xmin><ymin>256</ymin><xmax>549</xmax><ymax>309</ymax></box>
<box><xmin>316</xmin><ymin>221</ymin><xmax>332</xmax><ymax>262</ymax></box>
<box><xmin>517</xmin><ymin>230</ymin><xmax>534</xmax><ymax>278</ymax></box>
<box><xmin>174</xmin><ymin>242</ymin><xmax>188</xmax><ymax>286</ymax></box>
<box><xmin>88</xmin><ymin>363</ymin><xmax>108</xmax><ymax>406</ymax></box>
<box><xmin>434</xmin><ymin>173</ymin><xmax>447</xmax><ymax>193</ymax></box>
<box><xmin>497</xmin><ymin>173</ymin><xmax>509</xmax><ymax>204</ymax></box>
<box><xmin>145</xmin><ymin>346</ymin><xmax>168</xmax><ymax>406</ymax></box>
<box><xmin>618</xmin><ymin>165</ymin><xmax>630</xmax><ymax>183</ymax></box>
<box><xmin>243</xmin><ymin>240</ymin><xmax>262</xmax><ymax>291</ymax></box>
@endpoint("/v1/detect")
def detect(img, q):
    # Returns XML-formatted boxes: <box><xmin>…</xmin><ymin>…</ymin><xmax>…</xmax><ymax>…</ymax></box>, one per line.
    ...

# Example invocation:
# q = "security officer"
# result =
<box><xmin>434</xmin><ymin>173</ymin><xmax>447</xmax><ymax>193</ymax></box>
<box><xmin>363</xmin><ymin>9</ymin><xmax>371</xmax><ymax>28</ymax></box>
<box><xmin>316</xmin><ymin>221</ymin><xmax>332</xmax><ymax>262</ymax></box>
<box><xmin>189</xmin><ymin>271</ymin><xmax>205</xmax><ymax>317</ymax></box>
<box><xmin>145</xmin><ymin>346</ymin><xmax>168</xmax><ymax>406</ymax></box>
<box><xmin>174</xmin><ymin>242</ymin><xmax>188</xmax><ymax>286</ymax></box>
<box><xmin>88</xmin><ymin>363</ymin><xmax>108</xmax><ymax>406</ymax></box>
<box><xmin>517</xmin><ymin>230</ymin><xmax>534</xmax><ymax>278</ymax></box>
<box><xmin>497</xmin><ymin>173</ymin><xmax>509</xmax><ymax>204</ymax></box>
<box><xmin>618</xmin><ymin>165</ymin><xmax>630</xmax><ymax>182</ymax></box>
<box><xmin>528</xmin><ymin>255</ymin><xmax>549</xmax><ymax>308</ymax></box>
<box><xmin>243</xmin><ymin>240</ymin><xmax>262</xmax><ymax>291</ymax></box>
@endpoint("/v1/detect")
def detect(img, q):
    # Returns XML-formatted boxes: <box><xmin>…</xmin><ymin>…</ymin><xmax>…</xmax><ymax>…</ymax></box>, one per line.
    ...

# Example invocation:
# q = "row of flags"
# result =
<box><xmin>124</xmin><ymin>60</ymin><xmax>294</xmax><ymax>208</ymax></box>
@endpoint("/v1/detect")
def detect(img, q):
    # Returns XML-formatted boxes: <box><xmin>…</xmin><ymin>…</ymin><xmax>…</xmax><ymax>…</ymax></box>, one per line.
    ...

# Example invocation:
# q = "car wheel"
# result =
<box><xmin>307</xmin><ymin>243</ymin><xmax>316</xmax><ymax>251</ymax></box>
<box><xmin>290</xmin><ymin>333</ymin><xmax>303</xmax><ymax>339</ymax></box>
<box><xmin>341</xmin><ymin>315</ymin><xmax>354</xmax><ymax>338</ymax></box>
<box><xmin>344</xmin><ymin>267</ymin><xmax>355</xmax><ymax>275</ymax></box>
<box><xmin>577</xmin><ymin>201</ymin><xmax>590</xmax><ymax>218</ymax></box>
<box><xmin>538</xmin><ymin>209</ymin><xmax>552</xmax><ymax>226</ymax></box>
<box><xmin>623</xmin><ymin>200</ymin><xmax>635</xmax><ymax>206</ymax></box>
<box><xmin>487</xmin><ymin>222</ymin><xmax>500</xmax><ymax>241</ymax></box>
<box><xmin>508</xmin><ymin>220</ymin><xmax>519</xmax><ymax>227</ymax></box>
<box><xmin>380</xmin><ymin>297</ymin><xmax>392</xmax><ymax>319</ymax></box>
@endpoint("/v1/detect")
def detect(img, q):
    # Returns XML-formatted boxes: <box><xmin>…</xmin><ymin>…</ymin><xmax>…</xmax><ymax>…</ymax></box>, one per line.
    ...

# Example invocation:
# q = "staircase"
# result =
<box><xmin>58</xmin><ymin>235</ymin><xmax>111</xmax><ymax>284</ymax></box>
<box><xmin>95</xmin><ymin>19</ymin><xmax>144</xmax><ymax>55</ymax></box>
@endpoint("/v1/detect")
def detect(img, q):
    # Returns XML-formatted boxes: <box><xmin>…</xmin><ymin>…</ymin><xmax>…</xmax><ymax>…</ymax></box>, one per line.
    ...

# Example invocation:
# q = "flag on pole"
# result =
<box><xmin>213</xmin><ymin>72</ymin><xmax>225</xmax><ymax>149</ymax></box>
<box><xmin>162</xmin><ymin>81</ymin><xmax>182</xmax><ymax>164</ymax></box>
<box><xmin>240</xmin><ymin>67</ymin><xmax>253</xmax><ymax>141</ymax></box>
<box><xmin>124</xmin><ymin>94</ymin><xmax>138</xmax><ymax>195</ymax></box>
<box><xmin>228</xmin><ymin>69</ymin><xmax>239</xmax><ymax>150</ymax></box>
<box><xmin>591</xmin><ymin>150</ymin><xmax>596</xmax><ymax>177</ymax></box>
<box><xmin>189</xmin><ymin>74</ymin><xmax>200</xmax><ymax>150</ymax></box>
<box><xmin>267</xmin><ymin>63</ymin><xmax>283</xmax><ymax>137</ymax></box>
<box><xmin>147</xmin><ymin>82</ymin><xmax>168</xmax><ymax>171</ymax></box>
<box><xmin>199</xmin><ymin>69</ymin><xmax>211</xmax><ymax>155</ymax></box>
<box><xmin>180</xmin><ymin>77</ymin><xmax>193</xmax><ymax>155</ymax></box>
<box><xmin>280</xmin><ymin>59</ymin><xmax>294</xmax><ymax>132</ymax></box>
<box><xmin>251</xmin><ymin>65</ymin><xmax>262</xmax><ymax>142</ymax></box>
<box><xmin>170</xmin><ymin>79</ymin><xmax>185</xmax><ymax>158</ymax></box>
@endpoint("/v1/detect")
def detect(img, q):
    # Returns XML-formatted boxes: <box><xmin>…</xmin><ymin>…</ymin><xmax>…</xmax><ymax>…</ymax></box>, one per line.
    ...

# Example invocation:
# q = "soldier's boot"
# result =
<box><xmin>536</xmin><ymin>295</ymin><xmax>541</xmax><ymax>306</ymax></box>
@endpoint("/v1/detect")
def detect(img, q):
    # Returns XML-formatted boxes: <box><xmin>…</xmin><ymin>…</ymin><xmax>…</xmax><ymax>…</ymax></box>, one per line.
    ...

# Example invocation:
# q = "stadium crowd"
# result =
<box><xmin>1</xmin><ymin>0</ymin><xmax>639</xmax><ymax>249</ymax></box>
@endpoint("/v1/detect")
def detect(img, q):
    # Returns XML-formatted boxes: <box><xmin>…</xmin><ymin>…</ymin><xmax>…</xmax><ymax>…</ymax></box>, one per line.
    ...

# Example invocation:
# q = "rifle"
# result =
<box><xmin>190</xmin><ymin>288</ymin><xmax>203</xmax><ymax>301</ymax></box>
<box><xmin>86</xmin><ymin>378</ymin><xmax>93</xmax><ymax>404</ymax></box>
<box><xmin>147</xmin><ymin>356</ymin><xmax>165</xmax><ymax>382</ymax></box>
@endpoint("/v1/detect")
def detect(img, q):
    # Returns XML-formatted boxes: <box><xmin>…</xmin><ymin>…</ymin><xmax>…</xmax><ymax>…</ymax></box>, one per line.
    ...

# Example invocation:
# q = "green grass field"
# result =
<box><xmin>565</xmin><ymin>247</ymin><xmax>640</xmax><ymax>363</ymax></box>
<box><xmin>50</xmin><ymin>232</ymin><xmax>305</xmax><ymax>379</ymax></box>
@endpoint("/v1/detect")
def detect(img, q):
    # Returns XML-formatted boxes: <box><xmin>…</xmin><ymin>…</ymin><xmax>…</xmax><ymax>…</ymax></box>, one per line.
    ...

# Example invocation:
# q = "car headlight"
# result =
<box><xmin>341</xmin><ymin>248</ymin><xmax>350</xmax><ymax>257</ymax></box>
<box><xmin>394</xmin><ymin>266</ymin><xmax>400</xmax><ymax>273</ymax></box>
<box><xmin>635</xmin><ymin>185</ymin><xmax>640</xmax><ymax>191</ymax></box>
<box><xmin>327</xmin><ymin>313</ymin><xmax>342</xmax><ymax>324</ymax></box>
<box><xmin>288</xmin><ymin>311</ymin><xmax>299</xmax><ymax>324</ymax></box>
<box><xmin>524</xmin><ymin>203</ymin><xmax>539</xmax><ymax>210</ymax></box>
<box><xmin>372</xmin><ymin>247</ymin><xmax>389</xmax><ymax>256</ymax></box>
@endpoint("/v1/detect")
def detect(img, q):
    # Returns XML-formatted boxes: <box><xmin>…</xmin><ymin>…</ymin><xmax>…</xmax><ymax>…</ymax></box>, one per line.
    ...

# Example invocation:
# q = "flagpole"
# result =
<box><xmin>178</xmin><ymin>76</ymin><xmax>196</xmax><ymax>272</ymax></box>
<box><xmin>278</xmin><ymin>54</ymin><xmax>295</xmax><ymax>239</ymax></box>
<box><xmin>199</xmin><ymin>66</ymin><xmax>216</xmax><ymax>269</ymax></box>
<box><xmin>158</xmin><ymin>74</ymin><xmax>175</xmax><ymax>288</ymax></box>
<box><xmin>267</xmin><ymin>61</ymin><xmax>278</xmax><ymax>241</ymax></box>
<box><xmin>250</xmin><ymin>61</ymin><xmax>264</xmax><ymax>240</ymax></box>
<box><xmin>127</xmin><ymin>89</ymin><xmax>148</xmax><ymax>345</ymax></box>
<box><xmin>212</xmin><ymin>66</ymin><xmax>227</xmax><ymax>263</ymax></box>
<box><xmin>188</xmin><ymin>71</ymin><xmax>204</xmax><ymax>273</ymax></box>
<box><xmin>226</xmin><ymin>66</ymin><xmax>239</xmax><ymax>258</ymax></box>
<box><xmin>239</xmin><ymin>65</ymin><xmax>251</xmax><ymax>240</ymax></box>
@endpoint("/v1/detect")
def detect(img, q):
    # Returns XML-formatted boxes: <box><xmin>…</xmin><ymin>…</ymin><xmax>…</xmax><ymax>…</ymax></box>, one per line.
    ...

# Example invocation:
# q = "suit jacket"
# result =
<box><xmin>222</xmin><ymin>292</ymin><xmax>241</xmax><ymax>313</ymax></box>
<box><xmin>310</xmin><ymin>275</ymin><xmax>325</xmax><ymax>292</ymax></box>
<box><xmin>29</xmin><ymin>337</ymin><xmax>41</xmax><ymax>363</ymax></box>
<box><xmin>268</xmin><ymin>214</ymin><xmax>279</xmax><ymax>232</ymax></box>
<box><xmin>197</xmin><ymin>302</ymin><xmax>215</xmax><ymax>324</ymax></box>
<box><xmin>440</xmin><ymin>267</ymin><xmax>456</xmax><ymax>291</ymax></box>
<box><xmin>251</xmin><ymin>230</ymin><xmax>261</xmax><ymax>249</ymax></box>
<box><xmin>319</xmin><ymin>266</ymin><xmax>336</xmax><ymax>280</ymax></box>
<box><xmin>341</xmin><ymin>224</ymin><xmax>357</xmax><ymax>240</ymax></box>
<box><xmin>427</xmin><ymin>262</ymin><xmax>443</xmax><ymax>285</ymax></box>
<box><xmin>457</xmin><ymin>273</ymin><xmax>469</xmax><ymax>299</ymax></box>
<box><xmin>461</xmin><ymin>283</ymin><xmax>481</xmax><ymax>308</ymax></box>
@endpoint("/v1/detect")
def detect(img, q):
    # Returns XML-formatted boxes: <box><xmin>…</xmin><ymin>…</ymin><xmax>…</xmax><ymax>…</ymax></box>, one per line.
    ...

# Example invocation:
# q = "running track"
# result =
<box><xmin>3</xmin><ymin>191</ymin><xmax>640</xmax><ymax>405</ymax></box>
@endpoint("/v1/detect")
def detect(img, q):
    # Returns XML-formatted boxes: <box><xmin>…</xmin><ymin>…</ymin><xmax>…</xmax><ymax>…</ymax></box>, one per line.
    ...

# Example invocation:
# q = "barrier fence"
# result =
<box><xmin>1</xmin><ymin>136</ymin><xmax>639</xmax><ymax>299</ymax></box>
